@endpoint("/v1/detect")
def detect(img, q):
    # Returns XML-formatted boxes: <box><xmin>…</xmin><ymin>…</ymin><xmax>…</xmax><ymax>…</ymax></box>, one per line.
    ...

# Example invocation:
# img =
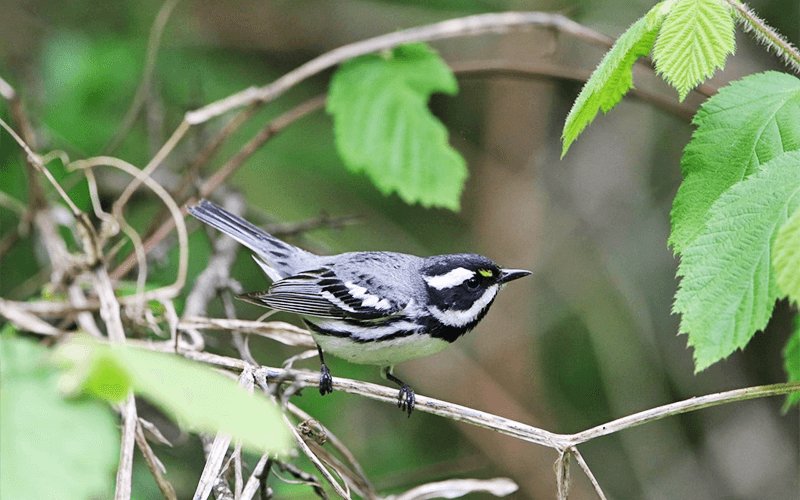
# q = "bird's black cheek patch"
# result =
<box><xmin>426</xmin><ymin>286</ymin><xmax>480</xmax><ymax>311</ymax></box>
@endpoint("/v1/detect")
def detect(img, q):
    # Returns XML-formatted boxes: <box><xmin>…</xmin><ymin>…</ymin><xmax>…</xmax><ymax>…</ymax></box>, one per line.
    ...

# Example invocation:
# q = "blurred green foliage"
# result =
<box><xmin>0</xmin><ymin>331</ymin><xmax>119</xmax><ymax>500</ymax></box>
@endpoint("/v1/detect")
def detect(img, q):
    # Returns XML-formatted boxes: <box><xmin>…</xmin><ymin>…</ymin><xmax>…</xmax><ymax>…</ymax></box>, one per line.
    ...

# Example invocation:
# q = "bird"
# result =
<box><xmin>188</xmin><ymin>200</ymin><xmax>531</xmax><ymax>416</ymax></box>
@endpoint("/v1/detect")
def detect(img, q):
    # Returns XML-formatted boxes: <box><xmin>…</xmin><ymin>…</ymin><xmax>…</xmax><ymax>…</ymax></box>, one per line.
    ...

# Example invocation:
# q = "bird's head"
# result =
<box><xmin>420</xmin><ymin>254</ymin><xmax>530</xmax><ymax>333</ymax></box>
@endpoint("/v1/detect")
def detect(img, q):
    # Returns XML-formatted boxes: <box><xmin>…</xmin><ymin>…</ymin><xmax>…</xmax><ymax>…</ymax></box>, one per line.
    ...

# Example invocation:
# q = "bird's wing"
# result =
<box><xmin>238</xmin><ymin>268</ymin><xmax>408</xmax><ymax>320</ymax></box>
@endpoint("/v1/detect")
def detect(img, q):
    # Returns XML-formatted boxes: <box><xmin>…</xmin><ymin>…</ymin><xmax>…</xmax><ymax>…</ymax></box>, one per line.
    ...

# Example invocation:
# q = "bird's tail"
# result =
<box><xmin>188</xmin><ymin>200</ymin><xmax>311</xmax><ymax>281</ymax></box>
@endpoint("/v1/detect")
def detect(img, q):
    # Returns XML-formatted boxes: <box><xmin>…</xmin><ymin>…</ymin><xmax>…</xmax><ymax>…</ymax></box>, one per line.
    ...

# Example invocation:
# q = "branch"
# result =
<box><xmin>184</xmin><ymin>12</ymin><xmax>613</xmax><ymax>125</ymax></box>
<box><xmin>176</xmin><ymin>347</ymin><xmax>800</xmax><ymax>454</ymax></box>
<box><xmin>450</xmin><ymin>60</ymin><xmax>698</xmax><ymax>122</ymax></box>
<box><xmin>103</xmin><ymin>0</ymin><xmax>182</xmax><ymax>154</ymax></box>
<box><xmin>565</xmin><ymin>383</ymin><xmax>800</xmax><ymax>446</ymax></box>
<box><xmin>109</xmin><ymin>95</ymin><xmax>325</xmax><ymax>282</ymax></box>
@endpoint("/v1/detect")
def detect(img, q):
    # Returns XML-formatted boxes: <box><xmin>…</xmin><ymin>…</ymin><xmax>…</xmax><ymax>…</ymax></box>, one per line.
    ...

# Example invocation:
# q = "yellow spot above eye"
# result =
<box><xmin>478</xmin><ymin>269</ymin><xmax>493</xmax><ymax>278</ymax></box>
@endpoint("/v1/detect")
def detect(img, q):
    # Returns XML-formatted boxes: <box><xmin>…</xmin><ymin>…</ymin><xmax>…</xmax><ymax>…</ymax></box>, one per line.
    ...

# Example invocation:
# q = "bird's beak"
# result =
<box><xmin>498</xmin><ymin>268</ymin><xmax>532</xmax><ymax>284</ymax></box>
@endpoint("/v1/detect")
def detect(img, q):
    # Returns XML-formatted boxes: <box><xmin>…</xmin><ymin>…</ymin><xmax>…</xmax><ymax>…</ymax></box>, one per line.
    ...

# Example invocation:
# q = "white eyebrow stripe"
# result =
<box><xmin>428</xmin><ymin>285</ymin><xmax>498</xmax><ymax>327</ymax></box>
<box><xmin>423</xmin><ymin>267</ymin><xmax>474</xmax><ymax>290</ymax></box>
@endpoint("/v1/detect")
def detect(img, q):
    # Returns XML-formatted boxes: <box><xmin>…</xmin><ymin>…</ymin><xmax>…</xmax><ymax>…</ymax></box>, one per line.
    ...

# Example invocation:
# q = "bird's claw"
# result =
<box><xmin>319</xmin><ymin>364</ymin><xmax>333</xmax><ymax>395</ymax></box>
<box><xmin>397</xmin><ymin>384</ymin><xmax>415</xmax><ymax>417</ymax></box>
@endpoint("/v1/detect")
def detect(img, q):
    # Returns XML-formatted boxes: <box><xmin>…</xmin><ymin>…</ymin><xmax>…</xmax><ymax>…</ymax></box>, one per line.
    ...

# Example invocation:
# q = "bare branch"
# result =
<box><xmin>175</xmin><ymin>348</ymin><xmax>800</xmax><ymax>456</ymax></box>
<box><xmin>239</xmin><ymin>453</ymin><xmax>272</xmax><ymax>500</ymax></box>
<box><xmin>104</xmin><ymin>0</ymin><xmax>182</xmax><ymax>154</ymax></box>
<box><xmin>135</xmin><ymin>421</ymin><xmax>178</xmax><ymax>500</ymax></box>
<box><xmin>110</xmin><ymin>95</ymin><xmax>325</xmax><ymax>282</ymax></box>
<box><xmin>113</xmin><ymin>119</ymin><xmax>191</xmax><ymax>214</ymax></box>
<box><xmin>71</xmin><ymin>156</ymin><xmax>190</xmax><ymax>301</ymax></box>
<box><xmin>116</xmin><ymin>395</ymin><xmax>138</xmax><ymax>500</ymax></box>
<box><xmin>450</xmin><ymin>60</ymin><xmax>698</xmax><ymax>122</ymax></box>
<box><xmin>391</xmin><ymin>477</ymin><xmax>518</xmax><ymax>500</ymax></box>
<box><xmin>179</xmin><ymin>317</ymin><xmax>316</xmax><ymax>348</ymax></box>
<box><xmin>185</xmin><ymin>12</ymin><xmax>611</xmax><ymax>124</ymax></box>
<box><xmin>569</xmin><ymin>447</ymin><xmax>607</xmax><ymax>500</ymax></box>
<box><xmin>283</xmin><ymin>413</ymin><xmax>351</xmax><ymax>499</ymax></box>
<box><xmin>194</xmin><ymin>365</ymin><xmax>255</xmax><ymax>500</ymax></box>
<box><xmin>0</xmin><ymin>75</ymin><xmax>16</xmax><ymax>100</ymax></box>
<box><xmin>565</xmin><ymin>383</ymin><xmax>800</xmax><ymax>446</ymax></box>
<box><xmin>0</xmin><ymin>298</ymin><xmax>68</xmax><ymax>336</ymax></box>
<box><xmin>286</xmin><ymin>403</ymin><xmax>378</xmax><ymax>500</ymax></box>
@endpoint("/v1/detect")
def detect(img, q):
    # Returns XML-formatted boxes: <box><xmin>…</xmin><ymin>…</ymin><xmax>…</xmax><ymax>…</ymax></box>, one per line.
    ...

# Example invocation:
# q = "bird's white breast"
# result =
<box><xmin>308</xmin><ymin>320</ymin><xmax>450</xmax><ymax>366</ymax></box>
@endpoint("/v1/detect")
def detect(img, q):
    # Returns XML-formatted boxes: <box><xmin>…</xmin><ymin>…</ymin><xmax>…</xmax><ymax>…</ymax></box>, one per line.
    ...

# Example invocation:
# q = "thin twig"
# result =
<box><xmin>0</xmin><ymin>75</ymin><xmax>16</xmax><ymax>100</ymax></box>
<box><xmin>135</xmin><ymin>421</ymin><xmax>178</xmax><ymax>500</ymax></box>
<box><xmin>110</xmin><ymin>95</ymin><xmax>325</xmax><ymax>281</ymax></box>
<box><xmin>569</xmin><ymin>447</ymin><xmax>607</xmax><ymax>500</ymax></box>
<box><xmin>70</xmin><ymin>156</ymin><xmax>189</xmax><ymax>301</ymax></box>
<box><xmin>113</xmin><ymin>119</ymin><xmax>191</xmax><ymax>214</ymax></box>
<box><xmin>565</xmin><ymin>383</ymin><xmax>800</xmax><ymax>445</ymax></box>
<box><xmin>240</xmin><ymin>453</ymin><xmax>272</xmax><ymax>500</ymax></box>
<box><xmin>450</xmin><ymin>60</ymin><xmax>697</xmax><ymax>122</ymax></box>
<box><xmin>286</xmin><ymin>403</ymin><xmax>378</xmax><ymax>500</ymax></box>
<box><xmin>184</xmin><ymin>12</ymin><xmax>611</xmax><ymax>124</ymax></box>
<box><xmin>392</xmin><ymin>478</ymin><xmax>518</xmax><ymax>500</ymax></box>
<box><xmin>198</xmin><ymin>94</ymin><xmax>327</xmax><ymax>197</ymax></box>
<box><xmin>0</xmin><ymin>117</ymin><xmax>81</xmax><ymax>215</ymax></box>
<box><xmin>92</xmin><ymin>258</ymin><xmax>138</xmax><ymax>500</ymax></box>
<box><xmin>197</xmin><ymin>365</ymin><xmax>255</xmax><ymax>500</ymax></box>
<box><xmin>283</xmin><ymin>414</ymin><xmax>351</xmax><ymax>499</ymax></box>
<box><xmin>104</xmin><ymin>0</ymin><xmax>182</xmax><ymax>154</ymax></box>
<box><xmin>143</xmin><ymin>103</ymin><xmax>261</xmax><ymax>241</ymax></box>
<box><xmin>116</xmin><ymin>395</ymin><xmax>138</xmax><ymax>500</ymax></box>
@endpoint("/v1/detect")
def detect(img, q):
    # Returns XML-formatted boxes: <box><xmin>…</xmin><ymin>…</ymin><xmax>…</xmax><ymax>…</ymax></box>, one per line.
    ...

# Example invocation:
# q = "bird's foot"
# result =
<box><xmin>397</xmin><ymin>384</ymin><xmax>415</xmax><ymax>417</ymax></box>
<box><xmin>319</xmin><ymin>363</ymin><xmax>333</xmax><ymax>395</ymax></box>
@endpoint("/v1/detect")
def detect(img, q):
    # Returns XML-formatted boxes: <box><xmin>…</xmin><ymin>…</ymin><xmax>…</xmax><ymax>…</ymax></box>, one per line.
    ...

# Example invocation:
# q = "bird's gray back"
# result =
<box><xmin>322</xmin><ymin>251</ymin><xmax>425</xmax><ymax>304</ymax></box>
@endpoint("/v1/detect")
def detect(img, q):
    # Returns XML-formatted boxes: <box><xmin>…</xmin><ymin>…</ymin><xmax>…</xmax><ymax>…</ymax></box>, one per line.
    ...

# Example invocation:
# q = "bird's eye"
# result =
<box><xmin>465</xmin><ymin>277</ymin><xmax>480</xmax><ymax>290</ymax></box>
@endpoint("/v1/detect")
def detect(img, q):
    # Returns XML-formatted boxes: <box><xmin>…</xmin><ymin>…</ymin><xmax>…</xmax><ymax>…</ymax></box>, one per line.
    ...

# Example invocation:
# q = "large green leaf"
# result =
<box><xmin>782</xmin><ymin>318</ymin><xmax>800</xmax><ymax>411</ymax></box>
<box><xmin>670</xmin><ymin>72</ymin><xmax>800</xmax><ymax>253</ymax></box>
<box><xmin>54</xmin><ymin>336</ymin><xmax>292</xmax><ymax>453</ymax></box>
<box><xmin>774</xmin><ymin>204</ymin><xmax>800</xmax><ymax>303</ymax></box>
<box><xmin>673</xmin><ymin>151</ymin><xmax>800</xmax><ymax>371</ymax></box>
<box><xmin>652</xmin><ymin>0</ymin><xmax>735</xmax><ymax>101</ymax></box>
<box><xmin>327</xmin><ymin>43</ymin><xmax>465</xmax><ymax>210</ymax></box>
<box><xmin>1</xmin><ymin>332</ymin><xmax>119</xmax><ymax>500</ymax></box>
<box><xmin>561</xmin><ymin>2</ymin><xmax>670</xmax><ymax>156</ymax></box>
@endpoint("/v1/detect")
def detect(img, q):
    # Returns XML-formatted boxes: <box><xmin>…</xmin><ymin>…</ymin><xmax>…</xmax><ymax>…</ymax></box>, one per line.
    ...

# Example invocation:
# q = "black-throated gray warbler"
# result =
<box><xmin>189</xmin><ymin>200</ymin><xmax>530</xmax><ymax>415</ymax></box>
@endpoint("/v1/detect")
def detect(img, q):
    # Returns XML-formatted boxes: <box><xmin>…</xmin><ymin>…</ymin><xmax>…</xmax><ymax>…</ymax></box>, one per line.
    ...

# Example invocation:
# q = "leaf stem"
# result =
<box><xmin>726</xmin><ymin>0</ymin><xmax>800</xmax><ymax>73</ymax></box>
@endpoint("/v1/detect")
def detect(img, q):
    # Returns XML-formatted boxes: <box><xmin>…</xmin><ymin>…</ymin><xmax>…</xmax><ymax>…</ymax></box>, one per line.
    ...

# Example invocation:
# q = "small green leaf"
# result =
<box><xmin>774</xmin><ymin>206</ymin><xmax>800</xmax><ymax>303</ymax></box>
<box><xmin>673</xmin><ymin>151</ymin><xmax>800</xmax><ymax>372</ymax></box>
<box><xmin>782</xmin><ymin>318</ymin><xmax>800</xmax><ymax>411</ymax></box>
<box><xmin>561</xmin><ymin>4</ymin><xmax>667</xmax><ymax>156</ymax></box>
<box><xmin>54</xmin><ymin>336</ymin><xmax>292</xmax><ymax>453</ymax></box>
<box><xmin>653</xmin><ymin>0</ymin><xmax>735</xmax><ymax>101</ymax></box>
<box><xmin>327</xmin><ymin>43</ymin><xmax>466</xmax><ymax>210</ymax></box>
<box><xmin>1</xmin><ymin>334</ymin><xmax>119</xmax><ymax>500</ymax></box>
<box><xmin>670</xmin><ymin>72</ymin><xmax>800</xmax><ymax>253</ymax></box>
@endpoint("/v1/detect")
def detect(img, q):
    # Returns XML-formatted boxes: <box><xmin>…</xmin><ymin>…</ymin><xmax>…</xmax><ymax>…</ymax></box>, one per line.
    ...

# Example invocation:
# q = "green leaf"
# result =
<box><xmin>673</xmin><ymin>151</ymin><xmax>800</xmax><ymax>372</ymax></box>
<box><xmin>561</xmin><ymin>2</ymin><xmax>669</xmax><ymax>156</ymax></box>
<box><xmin>782</xmin><ymin>318</ymin><xmax>800</xmax><ymax>411</ymax></box>
<box><xmin>54</xmin><ymin>336</ymin><xmax>292</xmax><ymax>453</ymax></box>
<box><xmin>670</xmin><ymin>72</ymin><xmax>800</xmax><ymax>253</ymax></box>
<box><xmin>774</xmin><ymin>206</ymin><xmax>800</xmax><ymax>303</ymax></box>
<box><xmin>1</xmin><ymin>334</ymin><xmax>119</xmax><ymax>500</ymax></box>
<box><xmin>652</xmin><ymin>0</ymin><xmax>735</xmax><ymax>101</ymax></box>
<box><xmin>327</xmin><ymin>43</ymin><xmax>466</xmax><ymax>210</ymax></box>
